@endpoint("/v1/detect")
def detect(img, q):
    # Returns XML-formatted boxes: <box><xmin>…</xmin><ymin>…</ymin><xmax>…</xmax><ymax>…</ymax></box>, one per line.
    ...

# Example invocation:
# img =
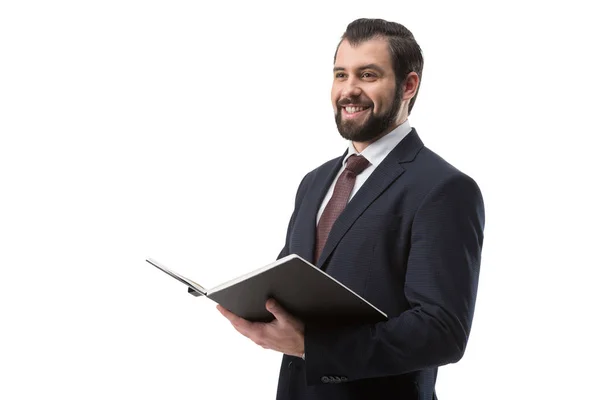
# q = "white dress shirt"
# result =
<box><xmin>316</xmin><ymin>120</ymin><xmax>413</xmax><ymax>225</ymax></box>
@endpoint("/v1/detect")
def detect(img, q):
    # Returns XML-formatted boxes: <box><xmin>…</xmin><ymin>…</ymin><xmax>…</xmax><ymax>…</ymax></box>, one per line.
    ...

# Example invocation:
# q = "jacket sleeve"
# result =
<box><xmin>303</xmin><ymin>173</ymin><xmax>485</xmax><ymax>385</ymax></box>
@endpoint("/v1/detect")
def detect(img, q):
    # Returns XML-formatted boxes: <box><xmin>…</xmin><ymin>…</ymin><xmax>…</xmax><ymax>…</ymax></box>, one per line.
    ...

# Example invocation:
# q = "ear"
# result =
<box><xmin>402</xmin><ymin>72</ymin><xmax>420</xmax><ymax>101</ymax></box>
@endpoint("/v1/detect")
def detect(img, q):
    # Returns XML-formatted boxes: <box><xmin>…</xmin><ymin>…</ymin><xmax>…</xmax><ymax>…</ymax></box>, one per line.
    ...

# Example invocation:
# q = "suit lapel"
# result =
<box><xmin>293</xmin><ymin>152</ymin><xmax>347</xmax><ymax>263</ymax></box>
<box><xmin>316</xmin><ymin>129</ymin><xmax>424</xmax><ymax>268</ymax></box>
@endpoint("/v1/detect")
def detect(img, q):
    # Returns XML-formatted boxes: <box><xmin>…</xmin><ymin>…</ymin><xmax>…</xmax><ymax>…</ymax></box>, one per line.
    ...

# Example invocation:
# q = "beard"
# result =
<box><xmin>335</xmin><ymin>86</ymin><xmax>403</xmax><ymax>143</ymax></box>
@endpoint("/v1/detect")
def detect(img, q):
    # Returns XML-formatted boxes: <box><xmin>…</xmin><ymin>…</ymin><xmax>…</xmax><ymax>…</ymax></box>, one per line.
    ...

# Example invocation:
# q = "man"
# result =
<box><xmin>217</xmin><ymin>18</ymin><xmax>485</xmax><ymax>399</ymax></box>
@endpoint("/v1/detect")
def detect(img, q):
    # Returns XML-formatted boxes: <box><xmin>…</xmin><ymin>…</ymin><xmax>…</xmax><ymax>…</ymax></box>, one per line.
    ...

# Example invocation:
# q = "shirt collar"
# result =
<box><xmin>343</xmin><ymin>119</ymin><xmax>412</xmax><ymax>168</ymax></box>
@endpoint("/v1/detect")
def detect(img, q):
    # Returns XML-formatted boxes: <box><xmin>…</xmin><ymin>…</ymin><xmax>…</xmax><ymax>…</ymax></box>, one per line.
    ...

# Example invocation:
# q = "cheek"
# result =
<box><xmin>331</xmin><ymin>96</ymin><xmax>341</xmax><ymax>113</ymax></box>
<box><xmin>372</xmin><ymin>93</ymin><xmax>392</xmax><ymax>114</ymax></box>
<box><xmin>331</xmin><ymin>89</ymin><xmax>339</xmax><ymax>107</ymax></box>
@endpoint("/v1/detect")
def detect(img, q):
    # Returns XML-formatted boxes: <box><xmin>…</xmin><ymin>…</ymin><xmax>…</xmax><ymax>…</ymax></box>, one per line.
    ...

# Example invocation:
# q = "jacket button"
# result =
<box><xmin>321</xmin><ymin>376</ymin><xmax>330</xmax><ymax>383</ymax></box>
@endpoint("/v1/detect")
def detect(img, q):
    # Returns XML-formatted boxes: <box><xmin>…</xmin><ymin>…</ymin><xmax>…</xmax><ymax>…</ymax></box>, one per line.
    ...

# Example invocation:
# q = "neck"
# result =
<box><xmin>352</xmin><ymin>116</ymin><xmax>406</xmax><ymax>153</ymax></box>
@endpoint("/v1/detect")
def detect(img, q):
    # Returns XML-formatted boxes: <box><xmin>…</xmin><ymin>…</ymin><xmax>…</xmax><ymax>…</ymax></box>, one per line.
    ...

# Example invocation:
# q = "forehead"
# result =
<box><xmin>334</xmin><ymin>37</ymin><xmax>393</xmax><ymax>71</ymax></box>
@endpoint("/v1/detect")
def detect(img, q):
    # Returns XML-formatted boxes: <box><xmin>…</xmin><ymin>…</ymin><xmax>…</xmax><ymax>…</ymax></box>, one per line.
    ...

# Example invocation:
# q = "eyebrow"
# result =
<box><xmin>333</xmin><ymin>64</ymin><xmax>386</xmax><ymax>74</ymax></box>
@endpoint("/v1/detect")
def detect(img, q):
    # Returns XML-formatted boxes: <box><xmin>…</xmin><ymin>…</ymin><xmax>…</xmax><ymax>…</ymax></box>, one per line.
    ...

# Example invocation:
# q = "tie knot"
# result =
<box><xmin>345</xmin><ymin>154</ymin><xmax>370</xmax><ymax>175</ymax></box>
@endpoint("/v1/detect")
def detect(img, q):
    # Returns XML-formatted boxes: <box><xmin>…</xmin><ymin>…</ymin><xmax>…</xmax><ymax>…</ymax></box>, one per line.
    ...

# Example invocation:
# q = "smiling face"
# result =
<box><xmin>332</xmin><ymin>37</ymin><xmax>403</xmax><ymax>147</ymax></box>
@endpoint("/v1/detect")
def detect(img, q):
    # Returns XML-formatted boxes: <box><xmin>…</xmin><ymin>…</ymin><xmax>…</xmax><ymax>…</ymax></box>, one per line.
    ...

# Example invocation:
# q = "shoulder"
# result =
<box><xmin>414</xmin><ymin>144</ymin><xmax>480</xmax><ymax>189</ymax></box>
<box><xmin>391</xmin><ymin>141</ymin><xmax>484</xmax><ymax>220</ymax></box>
<box><xmin>411</xmin><ymin>146</ymin><xmax>484</xmax><ymax>219</ymax></box>
<box><xmin>296</xmin><ymin>154</ymin><xmax>344</xmax><ymax>192</ymax></box>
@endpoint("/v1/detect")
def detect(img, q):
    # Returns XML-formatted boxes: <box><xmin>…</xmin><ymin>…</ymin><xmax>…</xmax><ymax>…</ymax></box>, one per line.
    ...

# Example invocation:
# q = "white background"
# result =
<box><xmin>1</xmin><ymin>1</ymin><xmax>598</xmax><ymax>398</ymax></box>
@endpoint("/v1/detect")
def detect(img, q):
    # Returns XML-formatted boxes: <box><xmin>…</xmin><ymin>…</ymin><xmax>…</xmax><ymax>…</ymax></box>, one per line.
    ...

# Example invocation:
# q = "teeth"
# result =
<box><xmin>345</xmin><ymin>106</ymin><xmax>366</xmax><ymax>114</ymax></box>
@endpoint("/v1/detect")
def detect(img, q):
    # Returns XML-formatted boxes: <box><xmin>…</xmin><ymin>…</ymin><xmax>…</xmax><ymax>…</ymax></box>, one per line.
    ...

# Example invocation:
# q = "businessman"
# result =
<box><xmin>217</xmin><ymin>18</ymin><xmax>485</xmax><ymax>399</ymax></box>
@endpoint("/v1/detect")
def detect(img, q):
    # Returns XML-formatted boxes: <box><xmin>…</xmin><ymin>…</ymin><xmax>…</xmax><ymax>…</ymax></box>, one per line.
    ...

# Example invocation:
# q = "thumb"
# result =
<box><xmin>266</xmin><ymin>299</ymin><xmax>288</xmax><ymax>321</ymax></box>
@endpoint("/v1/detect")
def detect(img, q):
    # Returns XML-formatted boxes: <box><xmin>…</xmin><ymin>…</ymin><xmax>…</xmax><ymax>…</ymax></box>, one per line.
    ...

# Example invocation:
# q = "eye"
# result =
<box><xmin>362</xmin><ymin>72</ymin><xmax>376</xmax><ymax>79</ymax></box>
<box><xmin>335</xmin><ymin>72</ymin><xmax>346</xmax><ymax>79</ymax></box>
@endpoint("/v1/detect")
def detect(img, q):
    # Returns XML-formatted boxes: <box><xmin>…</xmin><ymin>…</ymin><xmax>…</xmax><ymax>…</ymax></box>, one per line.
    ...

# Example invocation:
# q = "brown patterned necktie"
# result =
<box><xmin>314</xmin><ymin>154</ymin><xmax>371</xmax><ymax>263</ymax></box>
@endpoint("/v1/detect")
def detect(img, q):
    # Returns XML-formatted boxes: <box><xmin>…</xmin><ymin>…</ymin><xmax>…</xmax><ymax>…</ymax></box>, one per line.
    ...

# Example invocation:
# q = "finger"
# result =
<box><xmin>216</xmin><ymin>304</ymin><xmax>236</xmax><ymax>321</ymax></box>
<box><xmin>231</xmin><ymin>322</ymin><xmax>251</xmax><ymax>338</ymax></box>
<box><xmin>266</xmin><ymin>299</ymin><xmax>290</xmax><ymax>322</ymax></box>
<box><xmin>217</xmin><ymin>305</ymin><xmax>254</xmax><ymax>332</ymax></box>
<box><xmin>233</xmin><ymin>321</ymin><xmax>268</xmax><ymax>348</ymax></box>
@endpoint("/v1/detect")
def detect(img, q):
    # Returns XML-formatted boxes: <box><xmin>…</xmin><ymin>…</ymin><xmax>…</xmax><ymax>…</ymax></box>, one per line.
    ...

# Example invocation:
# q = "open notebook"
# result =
<box><xmin>146</xmin><ymin>254</ymin><xmax>387</xmax><ymax>324</ymax></box>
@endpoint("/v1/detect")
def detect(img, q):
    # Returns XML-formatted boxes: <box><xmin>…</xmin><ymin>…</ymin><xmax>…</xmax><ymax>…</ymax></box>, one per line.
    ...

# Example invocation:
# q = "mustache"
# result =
<box><xmin>337</xmin><ymin>98</ymin><xmax>373</xmax><ymax>108</ymax></box>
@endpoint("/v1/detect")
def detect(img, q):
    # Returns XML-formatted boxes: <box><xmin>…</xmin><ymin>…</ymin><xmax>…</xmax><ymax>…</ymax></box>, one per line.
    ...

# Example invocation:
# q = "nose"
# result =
<box><xmin>341</xmin><ymin>77</ymin><xmax>362</xmax><ymax>98</ymax></box>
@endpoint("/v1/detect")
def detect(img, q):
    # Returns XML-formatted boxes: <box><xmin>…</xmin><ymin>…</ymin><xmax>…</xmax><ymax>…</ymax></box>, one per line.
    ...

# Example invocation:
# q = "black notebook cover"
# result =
<box><xmin>147</xmin><ymin>254</ymin><xmax>387</xmax><ymax>324</ymax></box>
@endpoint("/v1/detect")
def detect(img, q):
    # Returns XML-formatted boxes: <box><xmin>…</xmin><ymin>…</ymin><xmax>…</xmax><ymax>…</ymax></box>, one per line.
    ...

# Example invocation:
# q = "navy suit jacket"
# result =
<box><xmin>274</xmin><ymin>129</ymin><xmax>485</xmax><ymax>400</ymax></box>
